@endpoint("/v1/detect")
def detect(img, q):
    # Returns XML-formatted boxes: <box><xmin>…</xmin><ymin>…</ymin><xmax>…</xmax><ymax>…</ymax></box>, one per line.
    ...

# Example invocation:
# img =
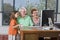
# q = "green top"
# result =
<box><xmin>17</xmin><ymin>16</ymin><xmax>21</xmax><ymax>24</ymax></box>
<box><xmin>17</xmin><ymin>15</ymin><xmax>33</xmax><ymax>27</ymax></box>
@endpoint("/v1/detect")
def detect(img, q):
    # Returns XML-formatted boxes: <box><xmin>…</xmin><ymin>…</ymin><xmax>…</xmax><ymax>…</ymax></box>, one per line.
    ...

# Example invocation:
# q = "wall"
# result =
<box><xmin>0</xmin><ymin>13</ymin><xmax>2</xmax><ymax>26</ymax></box>
<box><xmin>0</xmin><ymin>27</ymin><xmax>8</xmax><ymax>35</ymax></box>
<box><xmin>0</xmin><ymin>13</ymin><xmax>8</xmax><ymax>35</ymax></box>
<box><xmin>0</xmin><ymin>13</ymin><xmax>8</xmax><ymax>40</ymax></box>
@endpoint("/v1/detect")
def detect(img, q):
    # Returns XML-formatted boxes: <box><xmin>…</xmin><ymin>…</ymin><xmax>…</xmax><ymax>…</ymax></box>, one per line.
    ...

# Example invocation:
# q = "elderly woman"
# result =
<box><xmin>31</xmin><ymin>8</ymin><xmax>44</xmax><ymax>40</ymax></box>
<box><xmin>31</xmin><ymin>8</ymin><xmax>40</xmax><ymax>26</ymax></box>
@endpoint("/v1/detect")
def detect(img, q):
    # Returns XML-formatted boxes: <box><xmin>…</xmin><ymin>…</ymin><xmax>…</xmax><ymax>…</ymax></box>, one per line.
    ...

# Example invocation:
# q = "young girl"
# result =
<box><xmin>8</xmin><ymin>11</ymin><xmax>19</xmax><ymax>40</ymax></box>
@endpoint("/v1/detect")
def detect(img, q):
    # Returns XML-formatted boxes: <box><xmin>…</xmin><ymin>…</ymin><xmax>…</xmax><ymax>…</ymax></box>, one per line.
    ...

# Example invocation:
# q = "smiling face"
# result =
<box><xmin>31</xmin><ymin>8</ymin><xmax>38</xmax><ymax>17</ymax></box>
<box><xmin>15</xmin><ymin>12</ymin><xmax>19</xmax><ymax>18</ymax></box>
<box><xmin>20</xmin><ymin>9</ymin><xmax>26</xmax><ymax>17</ymax></box>
<box><xmin>20</xmin><ymin>8</ymin><xmax>26</xmax><ymax>17</ymax></box>
<box><xmin>32</xmin><ymin>11</ymin><xmax>38</xmax><ymax>17</ymax></box>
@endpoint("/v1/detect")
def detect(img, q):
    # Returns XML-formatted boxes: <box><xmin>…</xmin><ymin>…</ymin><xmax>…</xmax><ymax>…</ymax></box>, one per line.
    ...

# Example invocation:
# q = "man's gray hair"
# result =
<box><xmin>19</xmin><ymin>7</ymin><xmax>26</xmax><ymax>12</ymax></box>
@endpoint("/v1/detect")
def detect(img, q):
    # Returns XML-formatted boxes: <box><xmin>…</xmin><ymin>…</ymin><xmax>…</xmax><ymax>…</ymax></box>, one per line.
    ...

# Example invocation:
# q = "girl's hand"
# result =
<box><xmin>13</xmin><ymin>24</ymin><xmax>19</xmax><ymax>29</ymax></box>
<box><xmin>18</xmin><ymin>30</ymin><xmax>20</xmax><ymax>34</ymax></box>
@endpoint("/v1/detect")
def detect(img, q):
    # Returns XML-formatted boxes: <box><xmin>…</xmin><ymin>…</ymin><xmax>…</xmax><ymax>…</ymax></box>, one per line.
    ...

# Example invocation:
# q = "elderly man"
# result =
<box><xmin>17</xmin><ymin>7</ymin><xmax>33</xmax><ymax>28</ymax></box>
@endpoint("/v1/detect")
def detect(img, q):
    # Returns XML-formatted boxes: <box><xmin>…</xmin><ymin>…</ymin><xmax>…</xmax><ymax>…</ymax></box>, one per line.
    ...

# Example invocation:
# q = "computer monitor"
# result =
<box><xmin>42</xmin><ymin>10</ymin><xmax>54</xmax><ymax>26</ymax></box>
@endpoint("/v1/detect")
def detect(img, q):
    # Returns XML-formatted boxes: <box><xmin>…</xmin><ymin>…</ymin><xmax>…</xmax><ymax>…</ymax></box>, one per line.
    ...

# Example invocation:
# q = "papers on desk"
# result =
<box><xmin>19</xmin><ymin>26</ymin><xmax>42</xmax><ymax>30</ymax></box>
<box><xmin>42</xmin><ymin>27</ymin><xmax>50</xmax><ymax>30</ymax></box>
<box><xmin>42</xmin><ymin>27</ymin><xmax>54</xmax><ymax>30</ymax></box>
<box><xmin>42</xmin><ymin>26</ymin><xmax>60</xmax><ymax>30</ymax></box>
<box><xmin>19</xmin><ymin>26</ymin><xmax>60</xmax><ymax>30</ymax></box>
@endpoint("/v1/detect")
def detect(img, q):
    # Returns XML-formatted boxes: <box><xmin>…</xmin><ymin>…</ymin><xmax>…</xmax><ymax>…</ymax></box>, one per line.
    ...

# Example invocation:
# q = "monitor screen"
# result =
<box><xmin>42</xmin><ymin>10</ymin><xmax>54</xmax><ymax>26</ymax></box>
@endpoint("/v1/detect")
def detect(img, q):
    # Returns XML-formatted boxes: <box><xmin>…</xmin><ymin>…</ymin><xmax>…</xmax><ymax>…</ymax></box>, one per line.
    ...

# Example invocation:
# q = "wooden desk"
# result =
<box><xmin>20</xmin><ymin>30</ymin><xmax>60</xmax><ymax>40</ymax></box>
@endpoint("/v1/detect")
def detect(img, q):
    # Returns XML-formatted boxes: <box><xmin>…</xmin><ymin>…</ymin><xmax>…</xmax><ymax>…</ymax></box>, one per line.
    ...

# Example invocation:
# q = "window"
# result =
<box><xmin>15</xmin><ymin>0</ymin><xmax>26</xmax><ymax>10</ymax></box>
<box><xmin>15</xmin><ymin>0</ymin><xmax>45</xmax><ymax>15</ymax></box>
<box><xmin>39</xmin><ymin>0</ymin><xmax>45</xmax><ymax>10</ymax></box>
<box><xmin>58</xmin><ymin>0</ymin><xmax>60</xmax><ymax>13</ymax></box>
<box><xmin>47</xmin><ymin>0</ymin><xmax>56</xmax><ymax>10</ymax></box>
<box><xmin>0</xmin><ymin>0</ymin><xmax>2</xmax><ymax>11</ymax></box>
<box><xmin>1</xmin><ymin>0</ymin><xmax>45</xmax><ymax>25</ymax></box>
<box><xmin>2</xmin><ymin>0</ymin><xmax>13</xmax><ymax>25</ymax></box>
<box><xmin>47</xmin><ymin>0</ymin><xmax>56</xmax><ymax>22</ymax></box>
<box><xmin>3</xmin><ymin>0</ymin><xmax>13</xmax><ymax>12</ymax></box>
<box><xmin>2</xmin><ymin>0</ymin><xmax>57</xmax><ymax>25</ymax></box>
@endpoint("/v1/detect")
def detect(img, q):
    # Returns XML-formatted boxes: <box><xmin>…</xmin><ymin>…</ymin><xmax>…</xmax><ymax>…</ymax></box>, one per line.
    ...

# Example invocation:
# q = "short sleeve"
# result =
<box><xmin>10</xmin><ymin>20</ymin><xmax>16</xmax><ymax>26</ymax></box>
<box><xmin>29</xmin><ymin>16</ymin><xmax>33</xmax><ymax>26</ymax></box>
<box><xmin>17</xmin><ymin>16</ymin><xmax>20</xmax><ymax>24</ymax></box>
